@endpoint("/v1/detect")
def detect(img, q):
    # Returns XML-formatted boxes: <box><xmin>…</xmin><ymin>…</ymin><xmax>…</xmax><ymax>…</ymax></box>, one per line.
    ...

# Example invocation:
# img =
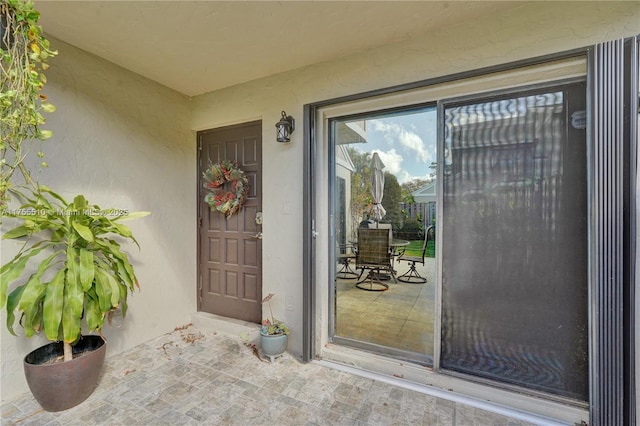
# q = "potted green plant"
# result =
<box><xmin>260</xmin><ymin>293</ymin><xmax>290</xmax><ymax>362</ymax></box>
<box><xmin>1</xmin><ymin>1</ymin><xmax>148</xmax><ymax>412</ymax></box>
<box><xmin>1</xmin><ymin>187</ymin><xmax>149</xmax><ymax>411</ymax></box>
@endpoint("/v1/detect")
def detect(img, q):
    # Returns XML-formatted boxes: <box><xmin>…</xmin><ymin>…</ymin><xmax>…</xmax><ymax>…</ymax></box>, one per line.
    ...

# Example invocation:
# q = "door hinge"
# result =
<box><xmin>198</xmin><ymin>217</ymin><xmax>202</xmax><ymax>228</ymax></box>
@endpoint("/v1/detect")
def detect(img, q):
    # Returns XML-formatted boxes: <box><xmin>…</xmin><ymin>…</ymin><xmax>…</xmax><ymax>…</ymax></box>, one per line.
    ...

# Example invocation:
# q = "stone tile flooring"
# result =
<box><xmin>2</xmin><ymin>325</ymin><xmax>537</xmax><ymax>425</ymax></box>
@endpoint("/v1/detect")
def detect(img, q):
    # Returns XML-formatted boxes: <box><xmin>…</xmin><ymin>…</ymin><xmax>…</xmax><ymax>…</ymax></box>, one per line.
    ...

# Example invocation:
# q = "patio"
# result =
<box><xmin>336</xmin><ymin>258</ymin><xmax>435</xmax><ymax>358</ymax></box>
<box><xmin>1</xmin><ymin>324</ymin><xmax>537</xmax><ymax>426</ymax></box>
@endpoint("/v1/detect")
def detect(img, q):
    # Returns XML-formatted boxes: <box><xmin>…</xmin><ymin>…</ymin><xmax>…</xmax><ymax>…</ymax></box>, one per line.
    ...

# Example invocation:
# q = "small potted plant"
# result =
<box><xmin>260</xmin><ymin>293</ymin><xmax>289</xmax><ymax>362</ymax></box>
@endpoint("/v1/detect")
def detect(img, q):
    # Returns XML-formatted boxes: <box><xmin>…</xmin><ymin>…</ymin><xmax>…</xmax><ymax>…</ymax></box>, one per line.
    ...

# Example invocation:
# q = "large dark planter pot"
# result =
<box><xmin>23</xmin><ymin>335</ymin><xmax>106</xmax><ymax>412</ymax></box>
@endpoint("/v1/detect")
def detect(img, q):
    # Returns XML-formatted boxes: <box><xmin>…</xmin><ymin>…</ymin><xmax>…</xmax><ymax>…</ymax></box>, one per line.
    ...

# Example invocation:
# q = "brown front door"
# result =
<box><xmin>197</xmin><ymin>121</ymin><xmax>262</xmax><ymax>323</ymax></box>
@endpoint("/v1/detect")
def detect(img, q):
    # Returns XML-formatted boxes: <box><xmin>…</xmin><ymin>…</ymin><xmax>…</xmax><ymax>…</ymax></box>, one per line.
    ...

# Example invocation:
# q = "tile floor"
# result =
<box><xmin>1</xmin><ymin>324</ymin><xmax>538</xmax><ymax>426</ymax></box>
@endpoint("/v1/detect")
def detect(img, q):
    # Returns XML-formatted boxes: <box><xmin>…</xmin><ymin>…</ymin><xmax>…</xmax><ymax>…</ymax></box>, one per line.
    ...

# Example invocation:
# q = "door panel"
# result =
<box><xmin>439</xmin><ymin>83</ymin><xmax>588</xmax><ymax>401</ymax></box>
<box><xmin>198</xmin><ymin>121</ymin><xmax>262</xmax><ymax>323</ymax></box>
<box><xmin>330</xmin><ymin>108</ymin><xmax>437</xmax><ymax>365</ymax></box>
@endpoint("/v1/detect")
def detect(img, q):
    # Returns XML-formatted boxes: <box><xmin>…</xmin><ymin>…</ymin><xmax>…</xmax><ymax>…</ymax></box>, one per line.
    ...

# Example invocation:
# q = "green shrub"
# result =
<box><xmin>397</xmin><ymin>219</ymin><xmax>423</xmax><ymax>240</ymax></box>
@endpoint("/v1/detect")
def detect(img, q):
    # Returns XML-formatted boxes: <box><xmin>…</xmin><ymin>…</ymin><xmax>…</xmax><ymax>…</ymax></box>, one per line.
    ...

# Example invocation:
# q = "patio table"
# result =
<box><xmin>390</xmin><ymin>239</ymin><xmax>410</xmax><ymax>272</ymax></box>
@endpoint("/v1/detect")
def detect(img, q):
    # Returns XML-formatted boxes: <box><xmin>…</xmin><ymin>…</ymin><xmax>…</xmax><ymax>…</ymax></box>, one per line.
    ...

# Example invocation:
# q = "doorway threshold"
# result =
<box><xmin>319</xmin><ymin>344</ymin><xmax>587</xmax><ymax>425</ymax></box>
<box><xmin>191</xmin><ymin>311</ymin><xmax>260</xmax><ymax>337</ymax></box>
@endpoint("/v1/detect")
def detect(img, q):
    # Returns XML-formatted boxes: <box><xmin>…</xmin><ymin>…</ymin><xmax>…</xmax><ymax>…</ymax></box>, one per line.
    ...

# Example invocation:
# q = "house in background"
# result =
<box><xmin>412</xmin><ymin>181</ymin><xmax>437</xmax><ymax>205</ymax></box>
<box><xmin>407</xmin><ymin>181</ymin><xmax>437</xmax><ymax>227</ymax></box>
<box><xmin>0</xmin><ymin>2</ymin><xmax>638</xmax><ymax>425</ymax></box>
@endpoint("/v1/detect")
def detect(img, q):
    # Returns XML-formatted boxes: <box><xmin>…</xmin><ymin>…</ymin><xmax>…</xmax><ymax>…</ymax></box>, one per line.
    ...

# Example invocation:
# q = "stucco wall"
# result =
<box><xmin>0</xmin><ymin>0</ymin><xmax>637</xmax><ymax>406</ymax></box>
<box><xmin>0</xmin><ymin>39</ymin><xmax>195</xmax><ymax>401</ymax></box>
<box><xmin>191</xmin><ymin>2</ymin><xmax>639</xmax><ymax>358</ymax></box>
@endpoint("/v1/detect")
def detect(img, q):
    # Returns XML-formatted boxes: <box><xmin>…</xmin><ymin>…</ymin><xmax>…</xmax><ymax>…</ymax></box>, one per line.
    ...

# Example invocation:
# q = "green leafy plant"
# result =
<box><xmin>1</xmin><ymin>0</ymin><xmax>58</xmax><ymax>208</ymax></box>
<box><xmin>260</xmin><ymin>293</ymin><xmax>289</xmax><ymax>336</ymax></box>
<box><xmin>0</xmin><ymin>0</ymin><xmax>149</xmax><ymax>375</ymax></box>
<box><xmin>1</xmin><ymin>186</ymin><xmax>149</xmax><ymax>361</ymax></box>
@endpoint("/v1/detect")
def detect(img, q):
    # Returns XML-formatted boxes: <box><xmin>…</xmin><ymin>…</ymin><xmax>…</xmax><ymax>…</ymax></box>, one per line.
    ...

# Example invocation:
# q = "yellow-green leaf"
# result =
<box><xmin>104</xmin><ymin>272</ymin><xmax>121</xmax><ymax>308</ymax></box>
<box><xmin>118</xmin><ymin>283</ymin><xmax>128</xmax><ymax>318</ymax></box>
<box><xmin>94</xmin><ymin>269</ymin><xmax>112</xmax><ymax>312</ymax></box>
<box><xmin>116</xmin><ymin>258</ymin><xmax>134</xmax><ymax>290</ymax></box>
<box><xmin>85</xmin><ymin>294</ymin><xmax>102</xmax><ymax>331</ymax></box>
<box><xmin>72</xmin><ymin>195</ymin><xmax>88</xmax><ymax>209</ymax></box>
<box><xmin>65</xmin><ymin>257</ymin><xmax>83</xmax><ymax>318</ymax></box>
<box><xmin>18</xmin><ymin>273</ymin><xmax>45</xmax><ymax>313</ymax></box>
<box><xmin>2</xmin><ymin>247</ymin><xmax>59</xmax><ymax>310</ymax></box>
<box><xmin>0</xmin><ymin>247</ymin><xmax>44</xmax><ymax>308</ymax></box>
<box><xmin>2</xmin><ymin>225</ymin><xmax>30</xmax><ymax>239</ymax></box>
<box><xmin>113</xmin><ymin>211</ymin><xmax>151</xmax><ymax>221</ymax></box>
<box><xmin>43</xmin><ymin>270</ymin><xmax>65</xmax><ymax>340</ymax></box>
<box><xmin>61</xmin><ymin>279</ymin><xmax>83</xmax><ymax>343</ymax></box>
<box><xmin>39</xmin><ymin>129</ymin><xmax>53</xmax><ymax>140</ymax></box>
<box><xmin>111</xmin><ymin>222</ymin><xmax>132</xmax><ymax>238</ymax></box>
<box><xmin>61</xmin><ymin>307</ymin><xmax>82</xmax><ymax>343</ymax></box>
<box><xmin>24</xmin><ymin>309</ymin><xmax>43</xmax><ymax>338</ymax></box>
<box><xmin>78</xmin><ymin>248</ymin><xmax>95</xmax><ymax>291</ymax></box>
<box><xmin>19</xmin><ymin>275</ymin><xmax>47</xmax><ymax>338</ymax></box>
<box><xmin>72</xmin><ymin>222</ymin><xmax>94</xmax><ymax>242</ymax></box>
<box><xmin>41</xmin><ymin>102</ymin><xmax>56</xmax><ymax>113</ymax></box>
<box><xmin>5</xmin><ymin>285</ymin><xmax>26</xmax><ymax>336</ymax></box>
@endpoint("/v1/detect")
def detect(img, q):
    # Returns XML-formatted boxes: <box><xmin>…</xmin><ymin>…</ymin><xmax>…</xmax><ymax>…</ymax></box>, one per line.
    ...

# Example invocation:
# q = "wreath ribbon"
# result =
<box><xmin>203</xmin><ymin>160</ymin><xmax>249</xmax><ymax>218</ymax></box>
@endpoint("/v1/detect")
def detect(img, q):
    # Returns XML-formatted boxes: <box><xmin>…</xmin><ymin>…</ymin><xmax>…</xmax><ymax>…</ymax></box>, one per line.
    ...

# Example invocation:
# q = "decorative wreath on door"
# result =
<box><xmin>203</xmin><ymin>160</ymin><xmax>249</xmax><ymax>218</ymax></box>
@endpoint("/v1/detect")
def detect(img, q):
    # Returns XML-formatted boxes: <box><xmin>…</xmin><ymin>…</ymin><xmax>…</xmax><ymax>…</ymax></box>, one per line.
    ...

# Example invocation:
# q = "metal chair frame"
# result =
<box><xmin>396</xmin><ymin>225</ymin><xmax>434</xmax><ymax>284</ymax></box>
<box><xmin>336</xmin><ymin>244</ymin><xmax>358</xmax><ymax>279</ymax></box>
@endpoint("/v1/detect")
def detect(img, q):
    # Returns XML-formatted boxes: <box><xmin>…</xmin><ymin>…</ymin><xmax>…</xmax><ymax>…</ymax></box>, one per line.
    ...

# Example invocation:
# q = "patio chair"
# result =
<box><xmin>396</xmin><ymin>225</ymin><xmax>434</xmax><ymax>284</ymax></box>
<box><xmin>355</xmin><ymin>228</ymin><xmax>395</xmax><ymax>291</ymax></box>
<box><xmin>336</xmin><ymin>243</ymin><xmax>358</xmax><ymax>279</ymax></box>
<box><xmin>367</xmin><ymin>222</ymin><xmax>393</xmax><ymax>244</ymax></box>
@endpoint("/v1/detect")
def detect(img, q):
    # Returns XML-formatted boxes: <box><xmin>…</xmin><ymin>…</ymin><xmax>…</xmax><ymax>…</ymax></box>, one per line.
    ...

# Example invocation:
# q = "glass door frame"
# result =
<box><xmin>303</xmin><ymin>51</ymin><xmax>594</xmax><ymax>424</ymax></box>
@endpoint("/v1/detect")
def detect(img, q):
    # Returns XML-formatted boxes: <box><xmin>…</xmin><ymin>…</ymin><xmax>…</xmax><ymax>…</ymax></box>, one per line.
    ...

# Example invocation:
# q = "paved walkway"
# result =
<box><xmin>2</xmin><ymin>325</ymin><xmax>537</xmax><ymax>425</ymax></box>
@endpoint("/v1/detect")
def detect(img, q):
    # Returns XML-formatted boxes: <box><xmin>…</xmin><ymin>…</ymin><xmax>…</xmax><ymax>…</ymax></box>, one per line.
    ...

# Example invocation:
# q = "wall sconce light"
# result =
<box><xmin>275</xmin><ymin>111</ymin><xmax>295</xmax><ymax>143</ymax></box>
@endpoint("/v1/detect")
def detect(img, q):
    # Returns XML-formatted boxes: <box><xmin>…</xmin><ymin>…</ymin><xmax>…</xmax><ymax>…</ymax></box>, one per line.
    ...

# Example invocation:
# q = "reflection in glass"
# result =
<box><xmin>332</xmin><ymin>108</ymin><xmax>436</xmax><ymax>364</ymax></box>
<box><xmin>441</xmin><ymin>86</ymin><xmax>588</xmax><ymax>400</ymax></box>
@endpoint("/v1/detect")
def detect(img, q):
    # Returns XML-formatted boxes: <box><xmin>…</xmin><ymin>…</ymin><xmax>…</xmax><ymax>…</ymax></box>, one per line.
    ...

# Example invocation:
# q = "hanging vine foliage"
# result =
<box><xmin>1</xmin><ymin>0</ymin><xmax>58</xmax><ymax>209</ymax></box>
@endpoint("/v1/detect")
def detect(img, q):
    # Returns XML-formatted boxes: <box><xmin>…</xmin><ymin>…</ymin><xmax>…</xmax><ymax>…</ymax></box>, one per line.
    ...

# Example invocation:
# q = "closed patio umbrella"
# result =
<box><xmin>369</xmin><ymin>152</ymin><xmax>386</xmax><ymax>222</ymax></box>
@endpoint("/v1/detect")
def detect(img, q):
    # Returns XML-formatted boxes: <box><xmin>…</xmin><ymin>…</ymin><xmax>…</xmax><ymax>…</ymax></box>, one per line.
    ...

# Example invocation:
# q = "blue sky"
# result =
<box><xmin>353</xmin><ymin>107</ymin><xmax>437</xmax><ymax>184</ymax></box>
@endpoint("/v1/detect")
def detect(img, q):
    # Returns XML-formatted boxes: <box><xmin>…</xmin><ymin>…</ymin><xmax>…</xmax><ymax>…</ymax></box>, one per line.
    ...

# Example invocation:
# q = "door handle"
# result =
<box><xmin>252</xmin><ymin>232</ymin><xmax>263</xmax><ymax>240</ymax></box>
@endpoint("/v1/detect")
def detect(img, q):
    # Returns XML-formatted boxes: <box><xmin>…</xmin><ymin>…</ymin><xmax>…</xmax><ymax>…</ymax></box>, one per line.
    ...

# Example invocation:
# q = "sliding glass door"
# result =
<box><xmin>327</xmin><ymin>78</ymin><xmax>588</xmax><ymax>403</ymax></box>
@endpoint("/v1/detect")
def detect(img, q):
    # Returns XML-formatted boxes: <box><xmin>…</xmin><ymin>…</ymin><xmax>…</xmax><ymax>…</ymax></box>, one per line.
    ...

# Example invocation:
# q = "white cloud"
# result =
<box><xmin>396</xmin><ymin>169</ymin><xmax>412</xmax><ymax>184</ymax></box>
<box><xmin>371</xmin><ymin>120</ymin><xmax>431</xmax><ymax>164</ymax></box>
<box><xmin>400</xmin><ymin>131</ymin><xmax>430</xmax><ymax>163</ymax></box>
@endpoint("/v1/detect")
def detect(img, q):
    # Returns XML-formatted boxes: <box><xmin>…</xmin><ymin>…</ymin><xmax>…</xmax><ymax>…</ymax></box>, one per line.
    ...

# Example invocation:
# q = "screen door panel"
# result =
<box><xmin>440</xmin><ymin>83</ymin><xmax>588</xmax><ymax>401</ymax></box>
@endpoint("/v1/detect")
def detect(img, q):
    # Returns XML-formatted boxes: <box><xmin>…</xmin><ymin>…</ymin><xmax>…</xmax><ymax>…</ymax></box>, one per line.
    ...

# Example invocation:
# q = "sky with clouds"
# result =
<box><xmin>352</xmin><ymin>107</ymin><xmax>437</xmax><ymax>185</ymax></box>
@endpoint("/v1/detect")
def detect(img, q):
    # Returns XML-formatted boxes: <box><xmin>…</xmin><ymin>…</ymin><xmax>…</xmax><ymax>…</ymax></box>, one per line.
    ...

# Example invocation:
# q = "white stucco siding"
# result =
<box><xmin>190</xmin><ymin>2</ymin><xmax>639</xmax><ymax>360</ymax></box>
<box><xmin>0</xmin><ymin>39</ymin><xmax>195</xmax><ymax>401</ymax></box>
